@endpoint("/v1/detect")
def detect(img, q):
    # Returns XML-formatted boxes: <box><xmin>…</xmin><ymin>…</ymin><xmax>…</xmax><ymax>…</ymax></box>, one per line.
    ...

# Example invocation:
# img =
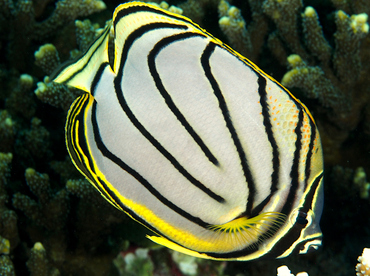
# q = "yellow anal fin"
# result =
<box><xmin>209</xmin><ymin>212</ymin><xmax>286</xmax><ymax>241</ymax></box>
<box><xmin>52</xmin><ymin>23</ymin><xmax>112</xmax><ymax>93</ymax></box>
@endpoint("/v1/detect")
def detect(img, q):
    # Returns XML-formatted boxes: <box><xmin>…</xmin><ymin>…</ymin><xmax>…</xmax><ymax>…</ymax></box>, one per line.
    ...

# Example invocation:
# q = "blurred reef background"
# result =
<box><xmin>0</xmin><ymin>0</ymin><xmax>369</xmax><ymax>275</ymax></box>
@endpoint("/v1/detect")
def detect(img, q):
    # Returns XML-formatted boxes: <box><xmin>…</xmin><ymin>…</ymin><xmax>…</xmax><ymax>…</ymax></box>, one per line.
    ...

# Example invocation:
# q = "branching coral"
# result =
<box><xmin>35</xmin><ymin>44</ymin><xmax>60</xmax><ymax>76</ymax></box>
<box><xmin>5</xmin><ymin>74</ymin><xmax>37</xmax><ymax>119</ymax></box>
<box><xmin>12</xmin><ymin>168</ymin><xmax>69</xmax><ymax>230</ymax></box>
<box><xmin>0</xmin><ymin>0</ymin><xmax>106</xmax><ymax>71</ymax></box>
<box><xmin>26</xmin><ymin>242</ymin><xmax>59</xmax><ymax>276</ymax></box>
<box><xmin>353</xmin><ymin>167</ymin><xmax>370</xmax><ymax>199</ymax></box>
<box><xmin>218</xmin><ymin>0</ymin><xmax>252</xmax><ymax>57</ymax></box>
<box><xmin>277</xmin><ymin>265</ymin><xmax>308</xmax><ymax>276</ymax></box>
<box><xmin>147</xmin><ymin>1</ymin><xmax>183</xmax><ymax>15</ymax></box>
<box><xmin>15</xmin><ymin>118</ymin><xmax>52</xmax><ymax>166</ymax></box>
<box><xmin>0</xmin><ymin>153</ymin><xmax>18</xmax><ymax>273</ymax></box>
<box><xmin>12</xmin><ymin>168</ymin><xmax>70</xmax><ymax>268</ymax></box>
<box><xmin>0</xmin><ymin>153</ymin><xmax>19</xmax><ymax>250</ymax></box>
<box><xmin>115</xmin><ymin>248</ymin><xmax>154</xmax><ymax>276</ymax></box>
<box><xmin>34</xmin><ymin>20</ymin><xmax>104</xmax><ymax>110</ymax></box>
<box><xmin>356</xmin><ymin>248</ymin><xmax>370</xmax><ymax>276</ymax></box>
<box><xmin>218</xmin><ymin>0</ymin><xmax>268</xmax><ymax>61</ymax></box>
<box><xmin>263</xmin><ymin>0</ymin><xmax>307</xmax><ymax>60</ymax></box>
<box><xmin>0</xmin><ymin>111</ymin><xmax>16</xmax><ymax>153</ymax></box>
<box><xmin>0</xmin><ymin>255</ymin><xmax>15</xmax><ymax>276</ymax></box>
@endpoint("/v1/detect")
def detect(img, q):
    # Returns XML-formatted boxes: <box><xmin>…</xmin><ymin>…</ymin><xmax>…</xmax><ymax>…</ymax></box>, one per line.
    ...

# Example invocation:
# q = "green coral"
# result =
<box><xmin>26</xmin><ymin>242</ymin><xmax>60</xmax><ymax>276</ymax></box>
<box><xmin>35</xmin><ymin>44</ymin><xmax>60</xmax><ymax>76</ymax></box>
<box><xmin>218</xmin><ymin>0</ymin><xmax>252</xmax><ymax>57</ymax></box>
<box><xmin>353</xmin><ymin>167</ymin><xmax>370</xmax><ymax>199</ymax></box>
<box><xmin>1</xmin><ymin>0</ymin><xmax>106</xmax><ymax>71</ymax></box>
<box><xmin>0</xmin><ymin>153</ymin><xmax>19</xmax><ymax>270</ymax></box>
<box><xmin>0</xmin><ymin>111</ymin><xmax>16</xmax><ymax>153</ymax></box>
<box><xmin>263</xmin><ymin>0</ymin><xmax>307</xmax><ymax>60</ymax></box>
<box><xmin>218</xmin><ymin>0</ymin><xmax>269</xmax><ymax>61</ymax></box>
<box><xmin>15</xmin><ymin>118</ymin><xmax>52</xmax><ymax>166</ymax></box>
<box><xmin>5</xmin><ymin>74</ymin><xmax>37</xmax><ymax>119</ymax></box>
<box><xmin>12</xmin><ymin>168</ymin><xmax>69</xmax><ymax>230</ymax></box>
<box><xmin>0</xmin><ymin>255</ymin><xmax>15</xmax><ymax>276</ymax></box>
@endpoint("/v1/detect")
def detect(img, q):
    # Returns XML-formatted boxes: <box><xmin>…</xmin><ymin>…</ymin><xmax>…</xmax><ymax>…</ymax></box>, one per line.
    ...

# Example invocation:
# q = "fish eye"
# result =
<box><xmin>296</xmin><ymin>211</ymin><xmax>308</xmax><ymax>225</ymax></box>
<box><xmin>289</xmin><ymin>208</ymin><xmax>311</xmax><ymax>227</ymax></box>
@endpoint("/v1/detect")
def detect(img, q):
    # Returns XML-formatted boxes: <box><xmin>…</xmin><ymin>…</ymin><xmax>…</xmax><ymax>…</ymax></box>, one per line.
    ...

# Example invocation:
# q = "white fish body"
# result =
<box><xmin>52</xmin><ymin>2</ymin><xmax>324</xmax><ymax>261</ymax></box>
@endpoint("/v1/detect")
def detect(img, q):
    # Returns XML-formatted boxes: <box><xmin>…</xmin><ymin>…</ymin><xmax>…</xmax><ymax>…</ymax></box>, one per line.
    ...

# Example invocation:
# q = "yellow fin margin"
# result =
<box><xmin>148</xmin><ymin>212</ymin><xmax>286</xmax><ymax>261</ymax></box>
<box><xmin>52</xmin><ymin>23</ymin><xmax>112</xmax><ymax>92</ymax></box>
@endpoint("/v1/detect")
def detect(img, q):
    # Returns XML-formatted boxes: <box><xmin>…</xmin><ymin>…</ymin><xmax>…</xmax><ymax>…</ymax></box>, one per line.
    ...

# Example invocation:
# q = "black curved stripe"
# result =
<box><xmin>251</xmin><ymin>75</ymin><xmax>280</xmax><ymax>214</ymax></box>
<box><xmin>91</xmin><ymin>62</ymin><xmax>110</xmax><ymax>96</ymax></box>
<box><xmin>201</xmin><ymin>42</ymin><xmax>256</xmax><ymax>215</ymax></box>
<box><xmin>90</xmin><ymin>100</ymin><xmax>211</xmax><ymax>228</ymax></box>
<box><xmin>50</xmin><ymin>26</ymin><xmax>110</xmax><ymax>83</ymax></box>
<box><xmin>281</xmin><ymin>109</ymin><xmax>304</xmax><ymax>215</ymax></box>
<box><xmin>115</xmin><ymin>24</ymin><xmax>225</xmax><ymax>203</ymax></box>
<box><xmin>301</xmin><ymin>172</ymin><xmax>324</xmax><ymax>213</ymax></box>
<box><xmin>113</xmin><ymin>3</ymin><xmax>229</xmax><ymax>53</ymax></box>
<box><xmin>246</xmin><ymin>107</ymin><xmax>305</xmax><ymax>257</ymax></box>
<box><xmin>304</xmin><ymin>117</ymin><xmax>317</xmax><ymax>189</ymax></box>
<box><xmin>262</xmin><ymin>172</ymin><xmax>323</xmax><ymax>259</ymax></box>
<box><xmin>117</xmin><ymin>22</ymin><xmax>187</xmax><ymax>68</ymax></box>
<box><xmin>200</xmin><ymin>172</ymin><xmax>323</xmax><ymax>260</ymax></box>
<box><xmin>148</xmin><ymin>33</ymin><xmax>219</xmax><ymax>166</ymax></box>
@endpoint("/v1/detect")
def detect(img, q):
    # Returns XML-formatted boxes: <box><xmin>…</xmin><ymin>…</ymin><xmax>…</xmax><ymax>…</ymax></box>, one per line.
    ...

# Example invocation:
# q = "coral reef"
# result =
<box><xmin>13</xmin><ymin>168</ymin><xmax>69</xmax><ymax>230</ymax></box>
<box><xmin>0</xmin><ymin>153</ymin><xmax>17</xmax><ymax>275</ymax></box>
<box><xmin>115</xmin><ymin>248</ymin><xmax>154</xmax><ymax>276</ymax></box>
<box><xmin>0</xmin><ymin>0</ymin><xmax>369</xmax><ymax>275</ymax></box>
<box><xmin>0</xmin><ymin>255</ymin><xmax>15</xmax><ymax>276</ymax></box>
<box><xmin>0</xmin><ymin>0</ymin><xmax>106</xmax><ymax>71</ymax></box>
<box><xmin>218</xmin><ymin>0</ymin><xmax>268</xmax><ymax>61</ymax></box>
<box><xmin>0</xmin><ymin>111</ymin><xmax>16</xmax><ymax>153</ymax></box>
<box><xmin>277</xmin><ymin>265</ymin><xmax>308</xmax><ymax>276</ymax></box>
<box><xmin>357</xmin><ymin>248</ymin><xmax>370</xmax><ymax>276</ymax></box>
<box><xmin>27</xmin><ymin>242</ymin><xmax>59</xmax><ymax>276</ymax></box>
<box><xmin>353</xmin><ymin>167</ymin><xmax>370</xmax><ymax>199</ymax></box>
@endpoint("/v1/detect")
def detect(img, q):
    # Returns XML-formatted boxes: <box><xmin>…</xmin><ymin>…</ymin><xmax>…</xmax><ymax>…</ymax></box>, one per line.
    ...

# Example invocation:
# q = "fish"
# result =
<box><xmin>51</xmin><ymin>1</ymin><xmax>324</xmax><ymax>261</ymax></box>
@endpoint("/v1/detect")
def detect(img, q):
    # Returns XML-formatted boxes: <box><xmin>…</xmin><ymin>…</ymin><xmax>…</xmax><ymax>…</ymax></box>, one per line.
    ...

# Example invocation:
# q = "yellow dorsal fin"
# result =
<box><xmin>52</xmin><ymin>23</ymin><xmax>112</xmax><ymax>93</ymax></box>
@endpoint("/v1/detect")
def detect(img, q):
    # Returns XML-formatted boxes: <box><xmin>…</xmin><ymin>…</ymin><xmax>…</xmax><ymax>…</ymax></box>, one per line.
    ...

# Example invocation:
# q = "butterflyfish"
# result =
<box><xmin>52</xmin><ymin>2</ymin><xmax>324</xmax><ymax>261</ymax></box>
